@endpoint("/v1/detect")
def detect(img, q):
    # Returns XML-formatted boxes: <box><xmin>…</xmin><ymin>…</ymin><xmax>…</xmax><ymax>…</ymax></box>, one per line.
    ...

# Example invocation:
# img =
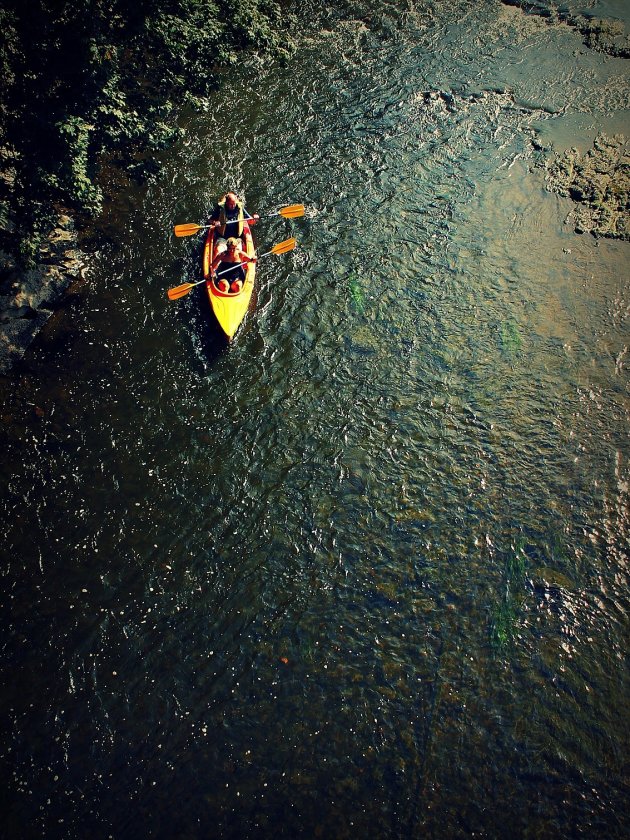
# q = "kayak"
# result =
<box><xmin>202</xmin><ymin>221</ymin><xmax>256</xmax><ymax>341</ymax></box>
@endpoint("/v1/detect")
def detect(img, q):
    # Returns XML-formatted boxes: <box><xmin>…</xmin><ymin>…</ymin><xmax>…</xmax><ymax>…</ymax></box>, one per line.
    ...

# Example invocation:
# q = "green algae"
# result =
<box><xmin>348</xmin><ymin>275</ymin><xmax>366</xmax><ymax>314</ymax></box>
<box><xmin>499</xmin><ymin>319</ymin><xmax>522</xmax><ymax>357</ymax></box>
<box><xmin>490</xmin><ymin>597</ymin><xmax>520</xmax><ymax>649</ymax></box>
<box><xmin>490</xmin><ymin>542</ymin><xmax>528</xmax><ymax>650</ymax></box>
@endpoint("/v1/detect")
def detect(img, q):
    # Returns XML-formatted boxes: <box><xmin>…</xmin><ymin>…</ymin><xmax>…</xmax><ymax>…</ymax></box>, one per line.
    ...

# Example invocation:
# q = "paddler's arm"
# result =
<box><xmin>243</xmin><ymin>210</ymin><xmax>260</xmax><ymax>225</ymax></box>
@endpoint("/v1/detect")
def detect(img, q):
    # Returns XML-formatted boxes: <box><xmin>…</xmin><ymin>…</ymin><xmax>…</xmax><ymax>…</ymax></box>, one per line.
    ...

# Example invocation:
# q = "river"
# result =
<box><xmin>1</xmin><ymin>0</ymin><xmax>628</xmax><ymax>837</ymax></box>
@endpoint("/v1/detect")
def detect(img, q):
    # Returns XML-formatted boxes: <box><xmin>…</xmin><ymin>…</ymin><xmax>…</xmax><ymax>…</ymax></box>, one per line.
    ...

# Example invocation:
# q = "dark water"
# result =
<box><xmin>1</xmin><ymin>1</ymin><xmax>629</xmax><ymax>837</ymax></box>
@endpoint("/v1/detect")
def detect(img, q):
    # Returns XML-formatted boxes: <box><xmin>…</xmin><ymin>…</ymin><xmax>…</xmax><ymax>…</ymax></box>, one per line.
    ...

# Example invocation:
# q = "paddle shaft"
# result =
<box><xmin>214</xmin><ymin>243</ymin><xmax>288</xmax><ymax>278</ymax></box>
<box><xmin>173</xmin><ymin>260</ymin><xmax>251</xmax><ymax>294</ymax></box>
<box><xmin>174</xmin><ymin>205</ymin><xmax>304</xmax><ymax>237</ymax></box>
<box><xmin>194</xmin><ymin>214</ymin><xmax>258</xmax><ymax>234</ymax></box>
<box><xmin>174</xmin><ymin>246</ymin><xmax>287</xmax><ymax>295</ymax></box>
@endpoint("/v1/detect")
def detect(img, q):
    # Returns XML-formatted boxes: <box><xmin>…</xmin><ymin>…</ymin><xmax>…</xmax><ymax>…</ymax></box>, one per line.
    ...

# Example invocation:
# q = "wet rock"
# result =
<box><xmin>577</xmin><ymin>16</ymin><xmax>630</xmax><ymax>58</ymax></box>
<box><xmin>0</xmin><ymin>309</ymin><xmax>52</xmax><ymax>372</ymax></box>
<box><xmin>545</xmin><ymin>133</ymin><xmax>630</xmax><ymax>240</ymax></box>
<box><xmin>0</xmin><ymin>212</ymin><xmax>85</xmax><ymax>374</ymax></box>
<box><xmin>501</xmin><ymin>0</ymin><xmax>554</xmax><ymax>20</ymax></box>
<box><xmin>1</xmin><ymin>304</ymin><xmax>38</xmax><ymax>322</ymax></box>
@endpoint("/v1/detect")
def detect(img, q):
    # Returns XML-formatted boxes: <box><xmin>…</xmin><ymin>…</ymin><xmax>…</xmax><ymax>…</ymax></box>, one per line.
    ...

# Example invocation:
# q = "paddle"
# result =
<box><xmin>166</xmin><ymin>238</ymin><xmax>297</xmax><ymax>301</ymax></box>
<box><xmin>173</xmin><ymin>205</ymin><xmax>305</xmax><ymax>238</ymax></box>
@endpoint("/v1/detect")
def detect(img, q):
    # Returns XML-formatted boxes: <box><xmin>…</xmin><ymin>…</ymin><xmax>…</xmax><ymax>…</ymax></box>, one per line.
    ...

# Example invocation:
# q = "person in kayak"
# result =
<box><xmin>208</xmin><ymin>191</ymin><xmax>259</xmax><ymax>255</ymax></box>
<box><xmin>211</xmin><ymin>237</ymin><xmax>257</xmax><ymax>293</ymax></box>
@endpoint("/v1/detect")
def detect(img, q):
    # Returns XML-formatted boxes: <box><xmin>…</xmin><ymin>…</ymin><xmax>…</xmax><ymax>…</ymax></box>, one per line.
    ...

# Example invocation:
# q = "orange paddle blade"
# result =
<box><xmin>174</xmin><ymin>223</ymin><xmax>204</xmax><ymax>237</ymax></box>
<box><xmin>268</xmin><ymin>237</ymin><xmax>297</xmax><ymax>256</ymax></box>
<box><xmin>167</xmin><ymin>282</ymin><xmax>197</xmax><ymax>301</ymax></box>
<box><xmin>277</xmin><ymin>204</ymin><xmax>305</xmax><ymax>219</ymax></box>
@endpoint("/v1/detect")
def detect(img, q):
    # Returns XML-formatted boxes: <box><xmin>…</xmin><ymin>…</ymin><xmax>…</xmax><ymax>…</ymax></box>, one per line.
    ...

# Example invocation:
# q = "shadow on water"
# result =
<box><xmin>187</xmin><ymin>283</ymin><xmax>231</xmax><ymax>370</ymax></box>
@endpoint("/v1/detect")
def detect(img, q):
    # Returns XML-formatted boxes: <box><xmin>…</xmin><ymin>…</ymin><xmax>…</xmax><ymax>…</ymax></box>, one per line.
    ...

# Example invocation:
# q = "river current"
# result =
<box><xmin>1</xmin><ymin>1</ymin><xmax>628</xmax><ymax>837</ymax></box>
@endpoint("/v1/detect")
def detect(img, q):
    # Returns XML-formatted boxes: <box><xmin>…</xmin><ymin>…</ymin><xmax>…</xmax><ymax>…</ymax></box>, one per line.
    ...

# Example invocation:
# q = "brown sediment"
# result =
<box><xmin>545</xmin><ymin>133</ymin><xmax>630</xmax><ymax>240</ymax></box>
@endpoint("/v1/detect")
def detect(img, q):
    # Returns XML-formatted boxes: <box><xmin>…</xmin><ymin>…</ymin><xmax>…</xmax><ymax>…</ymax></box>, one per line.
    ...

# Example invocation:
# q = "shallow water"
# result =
<box><xmin>1</xmin><ymin>1</ymin><xmax>629</xmax><ymax>837</ymax></box>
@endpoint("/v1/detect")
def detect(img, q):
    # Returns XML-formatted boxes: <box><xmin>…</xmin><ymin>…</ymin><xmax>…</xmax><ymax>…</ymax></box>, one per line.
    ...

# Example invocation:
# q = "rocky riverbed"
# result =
<box><xmin>545</xmin><ymin>132</ymin><xmax>630</xmax><ymax>239</ymax></box>
<box><xmin>503</xmin><ymin>0</ymin><xmax>630</xmax><ymax>57</ymax></box>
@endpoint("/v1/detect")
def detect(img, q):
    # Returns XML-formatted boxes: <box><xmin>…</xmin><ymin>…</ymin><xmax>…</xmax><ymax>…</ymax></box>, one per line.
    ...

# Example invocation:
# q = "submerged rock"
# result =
<box><xmin>530</xmin><ymin>567</ymin><xmax>577</xmax><ymax>593</ymax></box>
<box><xmin>574</xmin><ymin>16</ymin><xmax>630</xmax><ymax>59</ymax></box>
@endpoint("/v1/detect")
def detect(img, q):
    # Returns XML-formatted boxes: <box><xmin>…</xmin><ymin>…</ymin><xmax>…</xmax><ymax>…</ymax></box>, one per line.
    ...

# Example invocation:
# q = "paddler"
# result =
<box><xmin>208</xmin><ymin>191</ymin><xmax>259</xmax><ymax>256</ymax></box>
<box><xmin>211</xmin><ymin>237</ymin><xmax>257</xmax><ymax>293</ymax></box>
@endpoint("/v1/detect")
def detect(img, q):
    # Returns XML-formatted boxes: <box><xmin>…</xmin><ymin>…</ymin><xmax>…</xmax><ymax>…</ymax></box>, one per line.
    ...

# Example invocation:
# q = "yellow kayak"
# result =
<box><xmin>203</xmin><ymin>221</ymin><xmax>256</xmax><ymax>341</ymax></box>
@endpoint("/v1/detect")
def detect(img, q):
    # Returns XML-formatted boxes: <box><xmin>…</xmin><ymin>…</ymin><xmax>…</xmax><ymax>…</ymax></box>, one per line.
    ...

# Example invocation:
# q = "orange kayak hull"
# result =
<box><xmin>203</xmin><ymin>222</ymin><xmax>256</xmax><ymax>341</ymax></box>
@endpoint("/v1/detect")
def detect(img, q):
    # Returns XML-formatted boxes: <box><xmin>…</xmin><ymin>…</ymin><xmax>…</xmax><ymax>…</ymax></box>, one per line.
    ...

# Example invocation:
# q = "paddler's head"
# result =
<box><xmin>226</xmin><ymin>237</ymin><xmax>240</xmax><ymax>252</ymax></box>
<box><xmin>225</xmin><ymin>192</ymin><xmax>238</xmax><ymax>209</ymax></box>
